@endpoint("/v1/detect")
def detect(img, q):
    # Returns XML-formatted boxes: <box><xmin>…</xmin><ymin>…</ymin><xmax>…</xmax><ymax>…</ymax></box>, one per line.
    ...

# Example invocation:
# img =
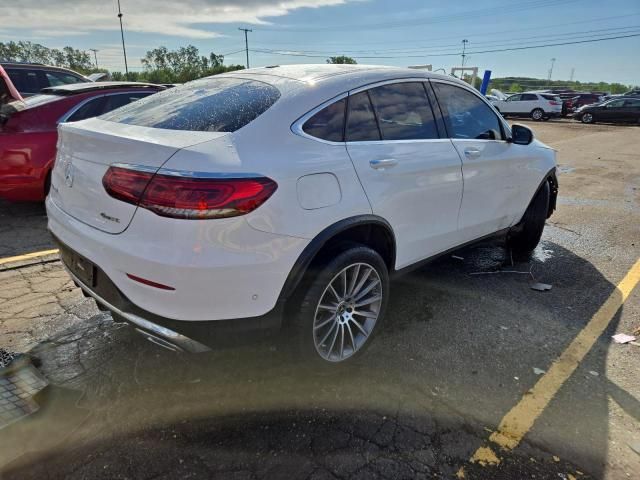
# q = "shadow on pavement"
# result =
<box><xmin>0</xmin><ymin>200</ymin><xmax>52</xmax><ymax>258</ymax></box>
<box><xmin>0</xmin><ymin>241</ymin><xmax>628</xmax><ymax>479</ymax></box>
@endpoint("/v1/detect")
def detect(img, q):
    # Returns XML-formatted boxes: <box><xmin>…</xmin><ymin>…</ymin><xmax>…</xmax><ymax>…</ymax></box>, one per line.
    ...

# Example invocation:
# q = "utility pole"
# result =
<box><xmin>238</xmin><ymin>28</ymin><xmax>252</xmax><ymax>68</ymax></box>
<box><xmin>461</xmin><ymin>39</ymin><xmax>469</xmax><ymax>67</ymax></box>
<box><xmin>569</xmin><ymin>67</ymin><xmax>575</xmax><ymax>82</ymax></box>
<box><xmin>547</xmin><ymin>57</ymin><xmax>556</xmax><ymax>81</ymax></box>
<box><xmin>89</xmin><ymin>49</ymin><xmax>99</xmax><ymax>69</ymax></box>
<box><xmin>117</xmin><ymin>0</ymin><xmax>129</xmax><ymax>79</ymax></box>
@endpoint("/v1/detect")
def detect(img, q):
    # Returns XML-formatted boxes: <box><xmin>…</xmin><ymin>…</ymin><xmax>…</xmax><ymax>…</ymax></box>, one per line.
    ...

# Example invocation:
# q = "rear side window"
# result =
<box><xmin>541</xmin><ymin>94</ymin><xmax>558</xmax><ymax>101</ymax></box>
<box><xmin>624</xmin><ymin>99</ymin><xmax>640</xmax><ymax>107</ymax></box>
<box><xmin>368</xmin><ymin>82</ymin><xmax>438</xmax><ymax>140</ymax></box>
<box><xmin>346</xmin><ymin>91</ymin><xmax>380</xmax><ymax>142</ymax></box>
<box><xmin>302</xmin><ymin>98</ymin><xmax>346</xmax><ymax>142</ymax></box>
<box><xmin>101</xmin><ymin>78</ymin><xmax>280</xmax><ymax>132</ymax></box>
<box><xmin>433</xmin><ymin>83</ymin><xmax>503</xmax><ymax>140</ymax></box>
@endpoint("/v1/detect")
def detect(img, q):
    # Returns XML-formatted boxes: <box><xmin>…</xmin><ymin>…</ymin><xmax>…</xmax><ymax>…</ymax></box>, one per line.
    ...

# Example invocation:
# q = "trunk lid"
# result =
<box><xmin>50</xmin><ymin>118</ymin><xmax>226</xmax><ymax>234</ymax></box>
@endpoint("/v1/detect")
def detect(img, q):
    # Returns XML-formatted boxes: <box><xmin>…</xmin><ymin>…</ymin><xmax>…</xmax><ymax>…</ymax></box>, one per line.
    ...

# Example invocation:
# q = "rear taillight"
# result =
<box><xmin>549</xmin><ymin>101</ymin><xmax>560</xmax><ymax>105</ymax></box>
<box><xmin>102</xmin><ymin>166</ymin><xmax>277</xmax><ymax>219</ymax></box>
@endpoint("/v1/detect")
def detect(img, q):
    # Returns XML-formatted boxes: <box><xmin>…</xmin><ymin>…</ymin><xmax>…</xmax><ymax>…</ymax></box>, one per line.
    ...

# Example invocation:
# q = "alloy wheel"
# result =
<box><xmin>581</xmin><ymin>113</ymin><xmax>593</xmax><ymax>123</ymax></box>
<box><xmin>313</xmin><ymin>263</ymin><xmax>382</xmax><ymax>362</ymax></box>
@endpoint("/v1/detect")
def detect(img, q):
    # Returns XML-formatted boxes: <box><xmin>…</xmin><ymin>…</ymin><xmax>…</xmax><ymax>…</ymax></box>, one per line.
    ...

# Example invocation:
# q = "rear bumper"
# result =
<box><xmin>46</xmin><ymin>195</ymin><xmax>308</xmax><ymax>321</ymax></box>
<box><xmin>54</xmin><ymin>236</ymin><xmax>286</xmax><ymax>352</ymax></box>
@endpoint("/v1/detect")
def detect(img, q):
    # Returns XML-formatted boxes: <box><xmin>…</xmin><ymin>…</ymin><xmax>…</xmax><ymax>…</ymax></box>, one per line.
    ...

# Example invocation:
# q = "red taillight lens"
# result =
<box><xmin>549</xmin><ymin>101</ymin><xmax>560</xmax><ymax>105</ymax></box>
<box><xmin>102</xmin><ymin>166</ymin><xmax>277</xmax><ymax>220</ymax></box>
<box><xmin>103</xmin><ymin>167</ymin><xmax>154</xmax><ymax>205</ymax></box>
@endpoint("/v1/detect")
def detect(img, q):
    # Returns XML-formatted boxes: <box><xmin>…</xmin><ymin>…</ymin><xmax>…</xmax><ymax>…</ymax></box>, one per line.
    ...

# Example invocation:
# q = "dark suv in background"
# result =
<box><xmin>0</xmin><ymin>62</ymin><xmax>90</xmax><ymax>97</ymax></box>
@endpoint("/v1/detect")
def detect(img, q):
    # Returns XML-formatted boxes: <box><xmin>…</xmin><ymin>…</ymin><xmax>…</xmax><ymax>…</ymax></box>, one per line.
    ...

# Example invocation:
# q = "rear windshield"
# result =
<box><xmin>100</xmin><ymin>77</ymin><xmax>280</xmax><ymax>132</ymax></box>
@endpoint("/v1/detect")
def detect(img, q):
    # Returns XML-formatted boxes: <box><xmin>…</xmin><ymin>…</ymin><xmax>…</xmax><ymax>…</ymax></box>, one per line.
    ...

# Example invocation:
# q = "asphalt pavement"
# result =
<box><xmin>0</xmin><ymin>119</ymin><xmax>638</xmax><ymax>479</ymax></box>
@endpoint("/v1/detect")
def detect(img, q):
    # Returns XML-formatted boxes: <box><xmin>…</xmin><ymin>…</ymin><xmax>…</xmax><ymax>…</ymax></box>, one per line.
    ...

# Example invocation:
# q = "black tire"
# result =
<box><xmin>508</xmin><ymin>181</ymin><xmax>550</xmax><ymax>258</ymax></box>
<box><xmin>292</xmin><ymin>245</ymin><xmax>389</xmax><ymax>366</ymax></box>
<box><xmin>530</xmin><ymin>108</ymin><xmax>545</xmax><ymax>121</ymax></box>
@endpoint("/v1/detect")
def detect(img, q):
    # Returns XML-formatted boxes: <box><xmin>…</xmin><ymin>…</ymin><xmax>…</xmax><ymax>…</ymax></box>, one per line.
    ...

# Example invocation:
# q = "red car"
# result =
<box><xmin>1</xmin><ymin>81</ymin><xmax>164</xmax><ymax>202</ymax></box>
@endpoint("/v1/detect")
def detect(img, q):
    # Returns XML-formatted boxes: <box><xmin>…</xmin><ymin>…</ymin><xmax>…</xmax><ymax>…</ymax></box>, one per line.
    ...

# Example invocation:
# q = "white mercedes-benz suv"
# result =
<box><xmin>46</xmin><ymin>65</ymin><xmax>558</xmax><ymax>364</ymax></box>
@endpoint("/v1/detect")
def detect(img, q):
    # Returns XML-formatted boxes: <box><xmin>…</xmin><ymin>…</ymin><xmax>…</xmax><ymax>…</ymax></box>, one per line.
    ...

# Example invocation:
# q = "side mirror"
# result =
<box><xmin>509</xmin><ymin>124</ymin><xmax>533</xmax><ymax>145</ymax></box>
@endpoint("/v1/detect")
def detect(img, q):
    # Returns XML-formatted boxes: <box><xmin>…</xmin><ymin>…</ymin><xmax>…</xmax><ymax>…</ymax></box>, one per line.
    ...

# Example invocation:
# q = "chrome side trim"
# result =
<box><xmin>65</xmin><ymin>268</ymin><xmax>211</xmax><ymax>353</ymax></box>
<box><xmin>109</xmin><ymin>163</ymin><xmax>264</xmax><ymax>179</ymax></box>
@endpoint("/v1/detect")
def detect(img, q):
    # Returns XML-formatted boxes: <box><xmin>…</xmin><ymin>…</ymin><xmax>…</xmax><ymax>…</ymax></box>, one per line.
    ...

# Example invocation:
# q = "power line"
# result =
<box><xmin>251</xmin><ymin>13</ymin><xmax>640</xmax><ymax>48</ymax></box>
<box><xmin>254</xmin><ymin>25</ymin><xmax>640</xmax><ymax>55</ymax></box>
<box><xmin>251</xmin><ymin>32</ymin><xmax>640</xmax><ymax>59</ymax></box>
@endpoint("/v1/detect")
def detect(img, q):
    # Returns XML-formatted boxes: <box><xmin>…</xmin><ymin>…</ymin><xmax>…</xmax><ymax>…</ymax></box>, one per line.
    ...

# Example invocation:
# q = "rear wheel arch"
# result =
<box><xmin>279</xmin><ymin>216</ymin><xmax>396</xmax><ymax>308</ymax></box>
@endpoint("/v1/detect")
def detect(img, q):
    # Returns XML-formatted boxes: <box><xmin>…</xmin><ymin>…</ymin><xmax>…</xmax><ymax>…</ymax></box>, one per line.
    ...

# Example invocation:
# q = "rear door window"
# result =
<box><xmin>368</xmin><ymin>82</ymin><xmax>439</xmax><ymax>140</ymax></box>
<box><xmin>101</xmin><ymin>78</ymin><xmax>280</xmax><ymax>132</ymax></box>
<box><xmin>521</xmin><ymin>93</ymin><xmax>538</xmax><ymax>101</ymax></box>
<box><xmin>302</xmin><ymin>98</ymin><xmax>346</xmax><ymax>142</ymax></box>
<box><xmin>346</xmin><ymin>91</ymin><xmax>381</xmax><ymax>142</ymax></box>
<box><xmin>432</xmin><ymin>82</ymin><xmax>503</xmax><ymax>140</ymax></box>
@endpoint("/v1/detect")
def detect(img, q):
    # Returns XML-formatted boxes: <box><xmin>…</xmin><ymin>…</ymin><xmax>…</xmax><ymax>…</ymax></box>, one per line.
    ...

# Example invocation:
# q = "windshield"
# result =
<box><xmin>1</xmin><ymin>3</ymin><xmax>639</xmax><ymax>480</ymax></box>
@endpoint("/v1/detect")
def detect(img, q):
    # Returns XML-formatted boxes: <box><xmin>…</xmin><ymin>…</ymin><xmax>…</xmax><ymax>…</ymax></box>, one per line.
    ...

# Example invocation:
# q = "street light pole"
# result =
<box><xmin>238</xmin><ymin>28</ymin><xmax>252</xmax><ymax>69</ymax></box>
<box><xmin>89</xmin><ymin>49</ymin><xmax>99</xmax><ymax>69</ymax></box>
<box><xmin>117</xmin><ymin>0</ymin><xmax>129</xmax><ymax>79</ymax></box>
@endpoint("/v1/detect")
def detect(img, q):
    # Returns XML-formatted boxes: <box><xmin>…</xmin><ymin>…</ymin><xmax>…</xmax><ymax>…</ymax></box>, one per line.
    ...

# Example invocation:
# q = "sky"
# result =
<box><xmin>1</xmin><ymin>0</ymin><xmax>639</xmax><ymax>85</ymax></box>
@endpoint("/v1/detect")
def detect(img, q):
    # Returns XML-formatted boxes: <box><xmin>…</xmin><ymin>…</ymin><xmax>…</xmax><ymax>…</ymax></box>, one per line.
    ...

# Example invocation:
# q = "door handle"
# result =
<box><xmin>369</xmin><ymin>158</ymin><xmax>398</xmax><ymax>170</ymax></box>
<box><xmin>463</xmin><ymin>147</ymin><xmax>481</xmax><ymax>159</ymax></box>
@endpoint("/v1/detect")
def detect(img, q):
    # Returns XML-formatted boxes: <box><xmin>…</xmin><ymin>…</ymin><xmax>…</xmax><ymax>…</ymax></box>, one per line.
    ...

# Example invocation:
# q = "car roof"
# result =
<box><xmin>41</xmin><ymin>81</ymin><xmax>165</xmax><ymax>95</ymax></box>
<box><xmin>221</xmin><ymin>63</ymin><xmax>460</xmax><ymax>84</ymax></box>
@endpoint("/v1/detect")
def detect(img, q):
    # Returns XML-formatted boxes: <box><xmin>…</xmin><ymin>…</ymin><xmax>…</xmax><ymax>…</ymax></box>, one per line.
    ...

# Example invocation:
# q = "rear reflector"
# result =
<box><xmin>103</xmin><ymin>166</ymin><xmax>277</xmax><ymax>220</ymax></box>
<box><xmin>126</xmin><ymin>273</ymin><xmax>175</xmax><ymax>290</ymax></box>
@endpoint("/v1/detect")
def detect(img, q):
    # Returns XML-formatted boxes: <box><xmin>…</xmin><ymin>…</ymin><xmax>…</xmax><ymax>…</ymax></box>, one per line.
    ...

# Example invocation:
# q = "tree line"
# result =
<box><xmin>0</xmin><ymin>42</ymin><xmax>634</xmax><ymax>92</ymax></box>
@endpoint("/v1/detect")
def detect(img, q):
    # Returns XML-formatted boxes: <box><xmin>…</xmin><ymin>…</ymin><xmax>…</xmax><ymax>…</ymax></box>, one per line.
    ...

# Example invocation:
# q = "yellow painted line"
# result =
<box><xmin>0</xmin><ymin>249</ymin><xmax>60</xmax><ymax>266</ymax></box>
<box><xmin>468</xmin><ymin>257</ymin><xmax>640</xmax><ymax>466</ymax></box>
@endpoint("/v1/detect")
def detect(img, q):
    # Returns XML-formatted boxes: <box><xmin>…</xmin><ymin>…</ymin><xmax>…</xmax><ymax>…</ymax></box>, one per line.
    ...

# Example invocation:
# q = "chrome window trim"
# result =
<box><xmin>110</xmin><ymin>163</ymin><xmax>264</xmax><ymax>179</ymax></box>
<box><xmin>291</xmin><ymin>75</ymin><xmax>444</xmax><ymax>146</ymax></box>
<box><xmin>291</xmin><ymin>92</ymin><xmax>349</xmax><ymax>146</ymax></box>
<box><xmin>429</xmin><ymin>78</ymin><xmax>512</xmax><ymax>140</ymax></box>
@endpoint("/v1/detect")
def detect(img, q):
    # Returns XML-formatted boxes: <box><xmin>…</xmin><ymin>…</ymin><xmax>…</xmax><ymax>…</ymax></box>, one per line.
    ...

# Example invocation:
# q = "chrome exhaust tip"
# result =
<box><xmin>134</xmin><ymin>328</ymin><xmax>183</xmax><ymax>352</ymax></box>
